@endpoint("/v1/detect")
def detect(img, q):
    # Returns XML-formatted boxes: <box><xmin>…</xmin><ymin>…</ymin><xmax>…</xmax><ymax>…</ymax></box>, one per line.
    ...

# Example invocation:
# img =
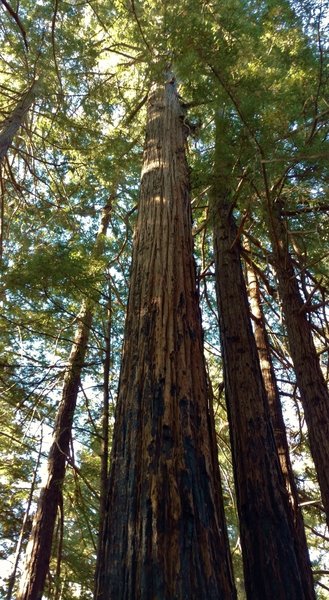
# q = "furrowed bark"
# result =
<box><xmin>269</xmin><ymin>204</ymin><xmax>329</xmax><ymax>526</ymax></box>
<box><xmin>245</xmin><ymin>258</ymin><xmax>315</xmax><ymax>599</ymax></box>
<box><xmin>17</xmin><ymin>200</ymin><xmax>113</xmax><ymax>600</ymax></box>
<box><xmin>97</xmin><ymin>78</ymin><xmax>236</xmax><ymax>600</ymax></box>
<box><xmin>212</xmin><ymin>115</ymin><xmax>306</xmax><ymax>599</ymax></box>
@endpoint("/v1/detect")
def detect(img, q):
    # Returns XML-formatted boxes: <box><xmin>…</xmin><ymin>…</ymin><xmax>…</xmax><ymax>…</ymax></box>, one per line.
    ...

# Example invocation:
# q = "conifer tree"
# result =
<box><xmin>212</xmin><ymin>113</ymin><xmax>311</xmax><ymax>599</ymax></box>
<box><xmin>18</xmin><ymin>199</ymin><xmax>113</xmax><ymax>600</ymax></box>
<box><xmin>268</xmin><ymin>202</ymin><xmax>329</xmax><ymax>526</ymax></box>
<box><xmin>245</xmin><ymin>254</ymin><xmax>314</xmax><ymax>598</ymax></box>
<box><xmin>96</xmin><ymin>75</ymin><xmax>236</xmax><ymax>600</ymax></box>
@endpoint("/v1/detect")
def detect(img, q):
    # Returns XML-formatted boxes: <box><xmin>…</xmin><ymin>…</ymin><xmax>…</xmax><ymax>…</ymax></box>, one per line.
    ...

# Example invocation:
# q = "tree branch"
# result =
<box><xmin>0</xmin><ymin>0</ymin><xmax>28</xmax><ymax>50</ymax></box>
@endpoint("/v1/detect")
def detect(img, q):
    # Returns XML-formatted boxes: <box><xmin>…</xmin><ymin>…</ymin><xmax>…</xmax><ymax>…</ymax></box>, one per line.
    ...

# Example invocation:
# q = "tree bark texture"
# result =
<box><xmin>212</xmin><ymin>116</ymin><xmax>306</xmax><ymax>600</ymax></box>
<box><xmin>97</xmin><ymin>79</ymin><xmax>236</xmax><ymax>600</ymax></box>
<box><xmin>0</xmin><ymin>79</ymin><xmax>39</xmax><ymax>164</ymax></box>
<box><xmin>17</xmin><ymin>201</ymin><xmax>112</xmax><ymax>600</ymax></box>
<box><xmin>269</xmin><ymin>204</ymin><xmax>329</xmax><ymax>526</ymax></box>
<box><xmin>245</xmin><ymin>258</ymin><xmax>315</xmax><ymax>599</ymax></box>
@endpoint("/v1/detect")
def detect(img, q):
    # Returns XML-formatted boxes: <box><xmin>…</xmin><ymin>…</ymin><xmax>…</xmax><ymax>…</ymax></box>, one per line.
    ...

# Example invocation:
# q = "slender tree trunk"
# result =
<box><xmin>212</xmin><ymin>115</ymin><xmax>306</xmax><ymax>599</ymax></box>
<box><xmin>17</xmin><ymin>303</ymin><xmax>92</xmax><ymax>600</ymax></box>
<box><xmin>0</xmin><ymin>80</ymin><xmax>39</xmax><ymax>164</ymax></box>
<box><xmin>6</xmin><ymin>431</ymin><xmax>43</xmax><ymax>600</ymax></box>
<box><xmin>245</xmin><ymin>257</ymin><xmax>315</xmax><ymax>599</ymax></box>
<box><xmin>17</xmin><ymin>199</ymin><xmax>113</xmax><ymax>600</ymax></box>
<box><xmin>0</xmin><ymin>166</ymin><xmax>4</xmax><ymax>262</ymax></box>
<box><xmin>269</xmin><ymin>203</ymin><xmax>329</xmax><ymax>526</ymax></box>
<box><xmin>54</xmin><ymin>496</ymin><xmax>64</xmax><ymax>600</ymax></box>
<box><xmin>94</xmin><ymin>287</ymin><xmax>111</xmax><ymax>598</ymax></box>
<box><xmin>96</xmin><ymin>78</ymin><xmax>236</xmax><ymax>600</ymax></box>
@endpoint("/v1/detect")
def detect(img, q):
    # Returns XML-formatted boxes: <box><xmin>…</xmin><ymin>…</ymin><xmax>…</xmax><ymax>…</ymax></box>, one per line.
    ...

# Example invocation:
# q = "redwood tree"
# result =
<box><xmin>17</xmin><ymin>199</ymin><xmax>113</xmax><ymax>600</ymax></box>
<box><xmin>212</xmin><ymin>114</ymin><xmax>310</xmax><ymax>599</ymax></box>
<box><xmin>268</xmin><ymin>201</ymin><xmax>329</xmax><ymax>526</ymax></box>
<box><xmin>245</xmin><ymin>255</ymin><xmax>314</xmax><ymax>599</ymax></box>
<box><xmin>96</xmin><ymin>76</ymin><xmax>236</xmax><ymax>600</ymax></box>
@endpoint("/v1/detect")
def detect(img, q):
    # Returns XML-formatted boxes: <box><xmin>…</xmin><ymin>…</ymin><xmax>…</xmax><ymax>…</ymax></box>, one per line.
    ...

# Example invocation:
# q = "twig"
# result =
<box><xmin>51</xmin><ymin>0</ymin><xmax>63</xmax><ymax>98</ymax></box>
<box><xmin>1</xmin><ymin>0</ymin><xmax>28</xmax><ymax>50</ymax></box>
<box><xmin>130</xmin><ymin>0</ymin><xmax>152</xmax><ymax>54</ymax></box>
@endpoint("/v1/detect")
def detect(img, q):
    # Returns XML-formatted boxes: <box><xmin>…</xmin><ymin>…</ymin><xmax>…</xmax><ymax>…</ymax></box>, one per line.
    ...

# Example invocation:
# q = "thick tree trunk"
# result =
<box><xmin>17</xmin><ymin>201</ymin><xmax>112</xmax><ymax>600</ymax></box>
<box><xmin>212</xmin><ymin>117</ymin><xmax>306</xmax><ymax>599</ymax></box>
<box><xmin>269</xmin><ymin>204</ymin><xmax>329</xmax><ymax>526</ymax></box>
<box><xmin>96</xmin><ymin>79</ymin><xmax>236</xmax><ymax>600</ymax></box>
<box><xmin>245</xmin><ymin>259</ymin><xmax>315</xmax><ymax>599</ymax></box>
<box><xmin>0</xmin><ymin>80</ymin><xmax>39</xmax><ymax>163</ymax></box>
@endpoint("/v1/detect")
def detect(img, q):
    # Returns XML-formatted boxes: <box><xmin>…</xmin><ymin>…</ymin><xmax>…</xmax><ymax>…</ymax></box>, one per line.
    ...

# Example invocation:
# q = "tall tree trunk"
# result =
<box><xmin>212</xmin><ymin>115</ymin><xmax>306</xmax><ymax>599</ymax></box>
<box><xmin>6</xmin><ymin>430</ymin><xmax>43</xmax><ymax>600</ymax></box>
<box><xmin>0</xmin><ymin>79</ymin><xmax>40</xmax><ymax>261</ymax></box>
<box><xmin>96</xmin><ymin>78</ymin><xmax>236</xmax><ymax>600</ymax></box>
<box><xmin>0</xmin><ymin>166</ymin><xmax>4</xmax><ymax>262</ymax></box>
<box><xmin>54</xmin><ymin>496</ymin><xmax>64</xmax><ymax>600</ymax></box>
<box><xmin>0</xmin><ymin>79</ymin><xmax>39</xmax><ymax>164</ymax></box>
<box><xmin>245</xmin><ymin>257</ymin><xmax>315</xmax><ymax>599</ymax></box>
<box><xmin>17</xmin><ymin>199</ymin><xmax>113</xmax><ymax>600</ymax></box>
<box><xmin>269</xmin><ymin>203</ymin><xmax>329</xmax><ymax>526</ymax></box>
<box><xmin>94</xmin><ymin>287</ymin><xmax>111</xmax><ymax>598</ymax></box>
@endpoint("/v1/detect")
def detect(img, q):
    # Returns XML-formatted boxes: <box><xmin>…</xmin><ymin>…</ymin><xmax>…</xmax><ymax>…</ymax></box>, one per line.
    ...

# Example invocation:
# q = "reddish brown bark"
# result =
<box><xmin>213</xmin><ymin>116</ymin><xmax>306</xmax><ymax>599</ymax></box>
<box><xmin>246</xmin><ymin>259</ymin><xmax>315</xmax><ymax>599</ymax></box>
<box><xmin>269</xmin><ymin>204</ymin><xmax>329</xmax><ymax>526</ymax></box>
<box><xmin>96</xmin><ymin>79</ymin><xmax>236</xmax><ymax>600</ymax></box>
<box><xmin>17</xmin><ymin>201</ymin><xmax>112</xmax><ymax>600</ymax></box>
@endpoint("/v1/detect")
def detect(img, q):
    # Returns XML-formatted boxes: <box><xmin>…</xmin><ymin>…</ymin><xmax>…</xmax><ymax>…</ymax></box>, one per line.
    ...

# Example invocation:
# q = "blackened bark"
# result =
<box><xmin>213</xmin><ymin>116</ymin><xmax>305</xmax><ymax>599</ymax></box>
<box><xmin>97</xmin><ymin>79</ymin><xmax>236</xmax><ymax>600</ymax></box>
<box><xmin>17</xmin><ymin>201</ymin><xmax>112</xmax><ymax>600</ymax></box>
<box><xmin>269</xmin><ymin>204</ymin><xmax>329</xmax><ymax>526</ymax></box>
<box><xmin>245</xmin><ymin>259</ymin><xmax>315</xmax><ymax>599</ymax></box>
